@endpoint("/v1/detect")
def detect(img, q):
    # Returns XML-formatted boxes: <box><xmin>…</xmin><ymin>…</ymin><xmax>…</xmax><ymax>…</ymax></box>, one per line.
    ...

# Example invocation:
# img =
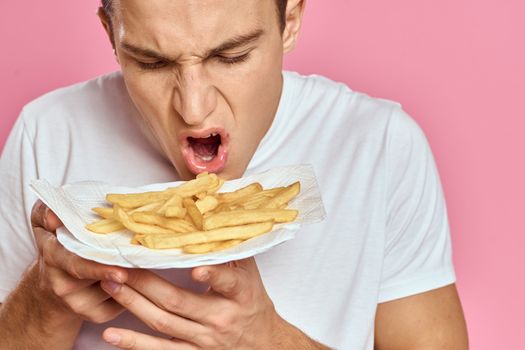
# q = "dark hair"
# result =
<box><xmin>101</xmin><ymin>0</ymin><xmax>288</xmax><ymax>31</ymax></box>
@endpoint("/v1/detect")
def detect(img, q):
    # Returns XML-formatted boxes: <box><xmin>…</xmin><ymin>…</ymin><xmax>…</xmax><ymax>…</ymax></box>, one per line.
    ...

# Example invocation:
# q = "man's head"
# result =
<box><xmin>98</xmin><ymin>0</ymin><xmax>305</xmax><ymax>180</ymax></box>
<box><xmin>101</xmin><ymin>0</ymin><xmax>290</xmax><ymax>32</ymax></box>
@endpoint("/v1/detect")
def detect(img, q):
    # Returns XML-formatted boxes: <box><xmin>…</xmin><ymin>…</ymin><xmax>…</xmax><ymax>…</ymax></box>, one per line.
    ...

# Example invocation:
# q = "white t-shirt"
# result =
<box><xmin>0</xmin><ymin>71</ymin><xmax>455</xmax><ymax>349</ymax></box>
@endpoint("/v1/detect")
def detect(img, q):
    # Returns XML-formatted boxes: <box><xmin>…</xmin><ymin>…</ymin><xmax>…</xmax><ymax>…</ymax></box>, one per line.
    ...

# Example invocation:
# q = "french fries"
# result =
<box><xmin>203</xmin><ymin>209</ymin><xmax>298</xmax><ymax>230</ymax></box>
<box><xmin>137</xmin><ymin>222</ymin><xmax>274</xmax><ymax>249</ymax></box>
<box><xmin>86</xmin><ymin>172</ymin><xmax>300</xmax><ymax>254</ymax></box>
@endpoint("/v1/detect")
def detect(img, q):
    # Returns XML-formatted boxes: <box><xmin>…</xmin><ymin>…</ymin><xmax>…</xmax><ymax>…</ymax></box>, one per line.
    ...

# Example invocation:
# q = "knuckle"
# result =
<box><xmin>125</xmin><ymin>270</ymin><xmax>145</xmax><ymax>289</ymax></box>
<box><xmin>151</xmin><ymin>315</ymin><xmax>172</xmax><ymax>334</ymax></box>
<box><xmin>30</xmin><ymin>200</ymin><xmax>45</xmax><ymax>227</ymax></box>
<box><xmin>199</xmin><ymin>334</ymin><xmax>218</xmax><ymax>349</ymax></box>
<box><xmin>50</xmin><ymin>280</ymin><xmax>76</xmax><ymax>297</ymax></box>
<box><xmin>40</xmin><ymin>230</ymin><xmax>56</xmax><ymax>257</ymax></box>
<box><xmin>67</xmin><ymin>297</ymin><xmax>90</xmax><ymax>315</ymax></box>
<box><xmin>222</xmin><ymin>279</ymin><xmax>240</xmax><ymax>295</ymax></box>
<box><xmin>213</xmin><ymin>314</ymin><xmax>235</xmax><ymax>333</ymax></box>
<box><xmin>119</xmin><ymin>292</ymin><xmax>135</xmax><ymax>308</ymax></box>
<box><xmin>121</xmin><ymin>336</ymin><xmax>137</xmax><ymax>349</ymax></box>
<box><xmin>88</xmin><ymin>312</ymin><xmax>111</xmax><ymax>324</ymax></box>
<box><xmin>163</xmin><ymin>292</ymin><xmax>184</xmax><ymax>312</ymax></box>
<box><xmin>88</xmin><ymin>303</ymin><xmax>123</xmax><ymax>324</ymax></box>
<box><xmin>67</xmin><ymin>263</ymin><xmax>83</xmax><ymax>280</ymax></box>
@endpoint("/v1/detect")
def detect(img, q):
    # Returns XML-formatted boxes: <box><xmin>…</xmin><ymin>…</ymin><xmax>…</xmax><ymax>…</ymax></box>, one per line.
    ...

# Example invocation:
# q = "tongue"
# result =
<box><xmin>189</xmin><ymin>136</ymin><xmax>220</xmax><ymax>158</ymax></box>
<box><xmin>193</xmin><ymin>142</ymin><xmax>218</xmax><ymax>157</ymax></box>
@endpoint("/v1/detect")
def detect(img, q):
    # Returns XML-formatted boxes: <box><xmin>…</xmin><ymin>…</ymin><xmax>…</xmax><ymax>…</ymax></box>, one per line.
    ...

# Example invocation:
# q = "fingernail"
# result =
<box><xmin>102</xmin><ymin>281</ymin><xmax>122</xmax><ymax>294</ymax></box>
<box><xmin>105</xmin><ymin>332</ymin><xmax>121</xmax><ymax>345</ymax></box>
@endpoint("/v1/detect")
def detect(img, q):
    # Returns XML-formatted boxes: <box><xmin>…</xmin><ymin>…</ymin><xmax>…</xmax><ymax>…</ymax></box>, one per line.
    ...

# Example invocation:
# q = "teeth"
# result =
<box><xmin>211</xmin><ymin>132</ymin><xmax>218</xmax><ymax>137</ymax></box>
<box><xmin>200</xmin><ymin>155</ymin><xmax>214</xmax><ymax>162</ymax></box>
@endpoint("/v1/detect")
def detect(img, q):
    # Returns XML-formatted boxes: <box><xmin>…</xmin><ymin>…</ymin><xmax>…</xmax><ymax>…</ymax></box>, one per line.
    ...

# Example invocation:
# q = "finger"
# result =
<box><xmin>81</xmin><ymin>298</ymin><xmax>125</xmax><ymax>324</ymax></box>
<box><xmin>103</xmin><ymin>328</ymin><xmax>198</xmax><ymax>350</ymax></box>
<box><xmin>193</xmin><ymin>261</ymin><xmax>252</xmax><ymax>299</ymax></box>
<box><xmin>63</xmin><ymin>282</ymin><xmax>113</xmax><ymax>316</ymax></box>
<box><xmin>101</xmin><ymin>281</ymin><xmax>206</xmax><ymax>342</ymax></box>
<box><xmin>64</xmin><ymin>282</ymin><xmax>125</xmax><ymax>323</ymax></box>
<box><xmin>124</xmin><ymin>269</ymin><xmax>212</xmax><ymax>322</ymax></box>
<box><xmin>31</xmin><ymin>200</ymin><xmax>62</xmax><ymax>232</ymax></box>
<box><xmin>46</xmin><ymin>266</ymin><xmax>98</xmax><ymax>297</ymax></box>
<box><xmin>41</xmin><ymin>232</ymin><xmax>127</xmax><ymax>283</ymax></box>
<box><xmin>33</xmin><ymin>226</ymin><xmax>58</xmax><ymax>256</ymax></box>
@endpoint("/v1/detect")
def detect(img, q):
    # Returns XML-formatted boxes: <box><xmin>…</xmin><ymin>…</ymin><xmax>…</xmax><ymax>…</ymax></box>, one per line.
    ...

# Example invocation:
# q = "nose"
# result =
<box><xmin>173</xmin><ymin>64</ymin><xmax>217</xmax><ymax>126</ymax></box>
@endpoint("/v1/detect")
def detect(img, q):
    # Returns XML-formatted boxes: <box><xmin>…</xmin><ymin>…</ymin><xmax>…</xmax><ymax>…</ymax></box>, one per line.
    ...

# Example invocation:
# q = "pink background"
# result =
<box><xmin>1</xmin><ymin>1</ymin><xmax>524</xmax><ymax>348</ymax></box>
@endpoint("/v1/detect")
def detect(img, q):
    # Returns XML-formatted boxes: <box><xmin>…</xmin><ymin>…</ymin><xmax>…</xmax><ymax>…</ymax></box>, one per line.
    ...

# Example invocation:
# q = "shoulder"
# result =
<box><xmin>20</xmin><ymin>72</ymin><xmax>130</xmax><ymax>134</ymax></box>
<box><xmin>283</xmin><ymin>71</ymin><xmax>409</xmax><ymax>141</ymax></box>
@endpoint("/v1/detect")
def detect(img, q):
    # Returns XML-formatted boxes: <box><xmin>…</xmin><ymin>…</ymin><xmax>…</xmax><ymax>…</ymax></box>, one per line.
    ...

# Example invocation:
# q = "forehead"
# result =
<box><xmin>112</xmin><ymin>0</ymin><xmax>276</xmax><ymax>54</ymax></box>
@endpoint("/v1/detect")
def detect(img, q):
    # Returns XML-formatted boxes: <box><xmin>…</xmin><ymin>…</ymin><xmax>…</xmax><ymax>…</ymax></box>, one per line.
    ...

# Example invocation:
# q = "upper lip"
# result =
<box><xmin>179</xmin><ymin>127</ymin><xmax>229</xmax><ymax>147</ymax></box>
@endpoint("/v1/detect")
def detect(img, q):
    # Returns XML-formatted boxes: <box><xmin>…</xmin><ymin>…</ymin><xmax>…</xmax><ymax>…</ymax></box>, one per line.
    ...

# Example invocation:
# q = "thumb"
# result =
<box><xmin>31</xmin><ymin>200</ymin><xmax>63</xmax><ymax>233</ymax></box>
<box><xmin>193</xmin><ymin>258</ymin><xmax>260</xmax><ymax>300</ymax></box>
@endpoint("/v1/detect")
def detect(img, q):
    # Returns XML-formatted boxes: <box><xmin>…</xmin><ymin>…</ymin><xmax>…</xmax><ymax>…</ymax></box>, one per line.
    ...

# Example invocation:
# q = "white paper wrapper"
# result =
<box><xmin>30</xmin><ymin>164</ymin><xmax>325</xmax><ymax>268</ymax></box>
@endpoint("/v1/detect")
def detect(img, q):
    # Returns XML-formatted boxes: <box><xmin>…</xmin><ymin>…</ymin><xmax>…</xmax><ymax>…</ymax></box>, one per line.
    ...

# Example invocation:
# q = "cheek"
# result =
<box><xmin>123</xmin><ymin>71</ymin><xmax>176</xmax><ymax>129</ymax></box>
<box><xmin>233</xmin><ymin>58</ymin><xmax>282</xmax><ymax>128</ymax></box>
<box><xmin>121</xmin><ymin>70</ymin><xmax>185</xmax><ymax>162</ymax></box>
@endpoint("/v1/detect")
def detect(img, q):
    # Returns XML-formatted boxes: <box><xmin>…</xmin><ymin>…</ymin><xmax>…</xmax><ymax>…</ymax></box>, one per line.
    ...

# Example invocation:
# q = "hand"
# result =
<box><xmin>31</xmin><ymin>200</ymin><xmax>128</xmax><ymax>324</ymax></box>
<box><xmin>100</xmin><ymin>258</ymin><xmax>289</xmax><ymax>349</ymax></box>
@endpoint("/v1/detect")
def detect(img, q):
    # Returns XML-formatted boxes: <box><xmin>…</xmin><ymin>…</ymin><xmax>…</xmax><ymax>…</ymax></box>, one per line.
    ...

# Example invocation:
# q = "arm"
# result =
<box><xmin>0</xmin><ymin>263</ymin><xmax>82</xmax><ymax>349</ymax></box>
<box><xmin>374</xmin><ymin>284</ymin><xmax>468</xmax><ymax>350</ymax></box>
<box><xmin>0</xmin><ymin>202</ymin><xmax>128</xmax><ymax>349</ymax></box>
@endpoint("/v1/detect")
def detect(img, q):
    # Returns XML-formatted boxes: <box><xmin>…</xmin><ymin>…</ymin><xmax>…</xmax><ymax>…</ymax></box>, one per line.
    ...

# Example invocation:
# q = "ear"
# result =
<box><xmin>97</xmin><ymin>7</ymin><xmax>119</xmax><ymax>62</ymax></box>
<box><xmin>282</xmin><ymin>0</ymin><xmax>306</xmax><ymax>54</ymax></box>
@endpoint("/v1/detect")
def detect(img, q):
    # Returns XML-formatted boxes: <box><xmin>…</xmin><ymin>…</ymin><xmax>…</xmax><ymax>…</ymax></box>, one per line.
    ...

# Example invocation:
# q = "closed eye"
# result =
<box><xmin>137</xmin><ymin>60</ymin><xmax>169</xmax><ymax>70</ymax></box>
<box><xmin>216</xmin><ymin>52</ymin><xmax>251</xmax><ymax>65</ymax></box>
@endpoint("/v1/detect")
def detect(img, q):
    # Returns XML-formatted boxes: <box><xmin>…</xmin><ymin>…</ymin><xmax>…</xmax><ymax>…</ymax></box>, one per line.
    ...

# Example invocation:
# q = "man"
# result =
<box><xmin>0</xmin><ymin>0</ymin><xmax>468</xmax><ymax>349</ymax></box>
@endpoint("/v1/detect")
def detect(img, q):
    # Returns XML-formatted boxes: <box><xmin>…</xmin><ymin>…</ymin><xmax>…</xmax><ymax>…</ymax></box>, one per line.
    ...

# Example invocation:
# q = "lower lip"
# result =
<box><xmin>182</xmin><ymin>143</ymin><xmax>229</xmax><ymax>175</ymax></box>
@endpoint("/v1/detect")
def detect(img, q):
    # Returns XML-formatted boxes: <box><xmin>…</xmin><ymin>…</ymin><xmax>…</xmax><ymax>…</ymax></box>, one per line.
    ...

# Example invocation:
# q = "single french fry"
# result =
<box><xmin>172</xmin><ymin>173</ymin><xmax>219</xmax><ymax>198</ymax></box>
<box><xmin>85</xmin><ymin>218</ymin><xmax>124</xmax><ymax>234</ymax></box>
<box><xmin>115</xmin><ymin>205</ymin><xmax>178</xmax><ymax>235</ymax></box>
<box><xmin>182</xmin><ymin>241</ymin><xmax>218</xmax><ymax>254</ymax></box>
<box><xmin>91</xmin><ymin>207</ymin><xmax>115</xmax><ymax>219</ymax></box>
<box><xmin>183</xmin><ymin>198</ymin><xmax>204</xmax><ymax>230</ymax></box>
<box><xmin>195</xmin><ymin>195</ymin><xmax>219</xmax><ymax>214</ymax></box>
<box><xmin>182</xmin><ymin>239</ymin><xmax>244</xmax><ymax>254</ymax></box>
<box><xmin>131</xmin><ymin>234</ymin><xmax>145</xmax><ymax>245</ymax></box>
<box><xmin>156</xmin><ymin>194</ymin><xmax>183</xmax><ymax>215</ymax></box>
<box><xmin>198</xmin><ymin>173</ymin><xmax>221</xmax><ymax>199</ymax></box>
<box><xmin>132</xmin><ymin>211</ymin><xmax>195</xmax><ymax>233</ymax></box>
<box><xmin>165</xmin><ymin>206</ymin><xmax>187</xmax><ymax>218</ymax></box>
<box><xmin>130</xmin><ymin>201</ymin><xmax>164</xmax><ymax>213</ymax></box>
<box><xmin>137</xmin><ymin>222</ymin><xmax>273</xmax><ymax>249</ymax></box>
<box><xmin>92</xmin><ymin>201</ymin><xmax>163</xmax><ymax>221</ymax></box>
<box><xmin>258</xmin><ymin>182</ymin><xmax>300</xmax><ymax>209</ymax></box>
<box><xmin>106</xmin><ymin>188</ymin><xmax>178</xmax><ymax>209</ymax></box>
<box><xmin>213</xmin><ymin>187</ymin><xmax>282</xmax><ymax>212</ymax></box>
<box><xmin>195</xmin><ymin>192</ymin><xmax>207</xmax><ymax>200</ymax></box>
<box><xmin>237</xmin><ymin>190</ymin><xmax>283</xmax><ymax>209</ymax></box>
<box><xmin>210</xmin><ymin>239</ymin><xmax>244</xmax><ymax>252</ymax></box>
<box><xmin>207</xmin><ymin>178</ymin><xmax>225</xmax><ymax>195</ymax></box>
<box><xmin>216</xmin><ymin>183</ymin><xmax>263</xmax><ymax>203</ymax></box>
<box><xmin>203</xmin><ymin>209</ymin><xmax>298</xmax><ymax>230</ymax></box>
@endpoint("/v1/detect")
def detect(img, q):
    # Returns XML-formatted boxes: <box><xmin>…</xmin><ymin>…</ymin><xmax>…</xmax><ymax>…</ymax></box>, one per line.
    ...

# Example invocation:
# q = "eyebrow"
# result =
<box><xmin>120</xmin><ymin>29</ymin><xmax>265</xmax><ymax>62</ymax></box>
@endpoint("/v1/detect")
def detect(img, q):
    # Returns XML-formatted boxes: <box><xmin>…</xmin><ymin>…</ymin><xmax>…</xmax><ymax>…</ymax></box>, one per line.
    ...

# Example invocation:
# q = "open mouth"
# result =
<box><xmin>188</xmin><ymin>133</ymin><xmax>221</xmax><ymax>162</ymax></box>
<box><xmin>181</xmin><ymin>129</ymin><xmax>229</xmax><ymax>175</ymax></box>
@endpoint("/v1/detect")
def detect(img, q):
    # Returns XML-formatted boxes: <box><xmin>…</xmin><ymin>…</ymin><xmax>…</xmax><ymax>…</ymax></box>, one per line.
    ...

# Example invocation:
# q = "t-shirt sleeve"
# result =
<box><xmin>378</xmin><ymin>106</ymin><xmax>456</xmax><ymax>303</ymax></box>
<box><xmin>0</xmin><ymin>111</ymin><xmax>39</xmax><ymax>302</ymax></box>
